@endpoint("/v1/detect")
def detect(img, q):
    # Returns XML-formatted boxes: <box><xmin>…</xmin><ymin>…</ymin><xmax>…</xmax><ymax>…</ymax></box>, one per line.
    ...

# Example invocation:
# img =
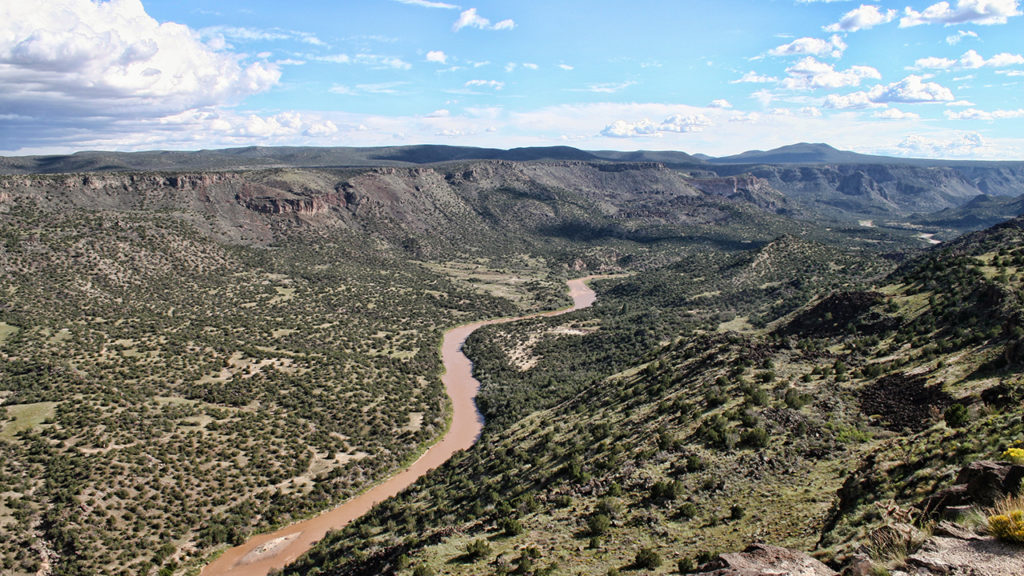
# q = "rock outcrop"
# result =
<box><xmin>920</xmin><ymin>460</ymin><xmax>1024</xmax><ymax>518</ymax></box>
<box><xmin>694</xmin><ymin>544</ymin><xmax>837</xmax><ymax>576</ymax></box>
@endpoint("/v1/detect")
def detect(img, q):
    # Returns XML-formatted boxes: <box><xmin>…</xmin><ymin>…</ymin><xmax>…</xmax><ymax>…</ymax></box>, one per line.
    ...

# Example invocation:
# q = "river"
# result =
<box><xmin>201</xmin><ymin>276</ymin><xmax>601</xmax><ymax>576</ymax></box>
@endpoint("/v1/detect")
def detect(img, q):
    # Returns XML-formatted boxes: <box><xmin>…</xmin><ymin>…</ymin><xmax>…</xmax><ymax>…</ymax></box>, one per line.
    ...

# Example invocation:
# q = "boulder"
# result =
<box><xmin>694</xmin><ymin>544</ymin><xmax>837</xmax><ymax>576</ymax></box>
<box><xmin>921</xmin><ymin>460</ymin><xmax>1024</xmax><ymax>517</ymax></box>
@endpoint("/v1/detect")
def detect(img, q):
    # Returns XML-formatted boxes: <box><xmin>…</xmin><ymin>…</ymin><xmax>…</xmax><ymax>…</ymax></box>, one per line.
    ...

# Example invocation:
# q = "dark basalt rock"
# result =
<box><xmin>920</xmin><ymin>460</ymin><xmax>1024</xmax><ymax>518</ymax></box>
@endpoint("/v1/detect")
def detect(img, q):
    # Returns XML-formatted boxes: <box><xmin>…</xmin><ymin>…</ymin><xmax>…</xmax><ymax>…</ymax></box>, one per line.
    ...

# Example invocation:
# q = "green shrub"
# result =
<box><xmin>784</xmin><ymin>387</ymin><xmax>810</xmax><ymax>409</ymax></box>
<box><xmin>587</xmin><ymin>513</ymin><xmax>611</xmax><ymax>536</ymax></box>
<box><xmin>740</xmin><ymin>427</ymin><xmax>769</xmax><ymax>448</ymax></box>
<box><xmin>464</xmin><ymin>538</ymin><xmax>491</xmax><ymax>561</ymax></box>
<box><xmin>677</xmin><ymin>502</ymin><xmax>698</xmax><ymax>520</ymax></box>
<box><xmin>677</xmin><ymin>557</ymin><xmax>696</xmax><ymax>573</ymax></box>
<box><xmin>730</xmin><ymin>504</ymin><xmax>745</xmax><ymax>520</ymax></box>
<box><xmin>634</xmin><ymin>547</ymin><xmax>661</xmax><ymax>569</ymax></box>
<box><xmin>498</xmin><ymin>516</ymin><xmax>524</xmax><ymax>536</ymax></box>
<box><xmin>943</xmin><ymin>403</ymin><xmax>969</xmax><ymax>428</ymax></box>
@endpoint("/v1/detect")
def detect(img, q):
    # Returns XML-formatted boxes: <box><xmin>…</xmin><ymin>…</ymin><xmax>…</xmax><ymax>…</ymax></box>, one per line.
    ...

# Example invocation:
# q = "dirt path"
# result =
<box><xmin>200</xmin><ymin>276</ymin><xmax>603</xmax><ymax>576</ymax></box>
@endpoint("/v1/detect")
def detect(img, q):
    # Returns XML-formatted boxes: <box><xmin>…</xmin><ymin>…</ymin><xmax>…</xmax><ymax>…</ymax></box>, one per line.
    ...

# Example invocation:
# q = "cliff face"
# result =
<box><xmin>716</xmin><ymin>163</ymin><xmax>1024</xmax><ymax>218</ymax></box>
<box><xmin>5</xmin><ymin>159</ymin><xmax>1023</xmax><ymax>250</ymax></box>
<box><xmin>0</xmin><ymin>162</ymin><xmax>792</xmax><ymax>251</ymax></box>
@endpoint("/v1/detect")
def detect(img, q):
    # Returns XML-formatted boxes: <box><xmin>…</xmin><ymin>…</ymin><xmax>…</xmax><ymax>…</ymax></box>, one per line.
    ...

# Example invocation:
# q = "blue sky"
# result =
<box><xmin>2</xmin><ymin>0</ymin><xmax>1023</xmax><ymax>158</ymax></box>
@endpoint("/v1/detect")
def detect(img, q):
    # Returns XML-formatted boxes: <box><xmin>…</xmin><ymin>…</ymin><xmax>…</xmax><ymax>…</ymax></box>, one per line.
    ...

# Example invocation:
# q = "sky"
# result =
<box><xmin>1</xmin><ymin>0</ymin><xmax>1023</xmax><ymax>159</ymax></box>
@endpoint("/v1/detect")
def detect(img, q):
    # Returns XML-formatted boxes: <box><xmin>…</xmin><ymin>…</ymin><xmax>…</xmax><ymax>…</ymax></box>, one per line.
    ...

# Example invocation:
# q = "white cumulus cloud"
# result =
<box><xmin>825</xmin><ymin>92</ymin><xmax>880</xmax><ymax>109</ymax></box>
<box><xmin>0</xmin><ymin>0</ymin><xmax>280</xmax><ymax>119</ymax></box>
<box><xmin>946</xmin><ymin>29</ymin><xmax>979</xmax><ymax>44</ymax></box>
<box><xmin>782</xmin><ymin>57</ymin><xmax>881</xmax><ymax>90</ymax></box>
<box><xmin>600</xmin><ymin>114</ymin><xmax>712</xmax><ymax>138</ymax></box>
<box><xmin>827</xmin><ymin>75</ymin><xmax>956</xmax><ymax>109</ymax></box>
<box><xmin>900</xmin><ymin>0</ymin><xmax>1022</xmax><ymax>27</ymax></box>
<box><xmin>825</xmin><ymin>5</ymin><xmax>897</xmax><ymax>32</ymax></box>
<box><xmin>769</xmin><ymin>35</ymin><xmax>847</xmax><ymax>58</ymax></box>
<box><xmin>426</xmin><ymin>50</ymin><xmax>448</xmax><ymax>64</ymax></box>
<box><xmin>869</xmin><ymin>74</ymin><xmax>956</xmax><ymax>102</ymax></box>
<box><xmin>913</xmin><ymin>49</ymin><xmax>1024</xmax><ymax>69</ymax></box>
<box><xmin>453</xmin><ymin>8</ymin><xmax>515</xmax><ymax>31</ymax></box>
<box><xmin>895</xmin><ymin>131</ymin><xmax>991</xmax><ymax>158</ymax></box>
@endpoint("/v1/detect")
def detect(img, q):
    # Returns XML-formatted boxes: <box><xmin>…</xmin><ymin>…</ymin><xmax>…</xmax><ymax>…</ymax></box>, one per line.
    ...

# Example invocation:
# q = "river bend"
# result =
<box><xmin>201</xmin><ymin>276</ymin><xmax>600</xmax><ymax>576</ymax></box>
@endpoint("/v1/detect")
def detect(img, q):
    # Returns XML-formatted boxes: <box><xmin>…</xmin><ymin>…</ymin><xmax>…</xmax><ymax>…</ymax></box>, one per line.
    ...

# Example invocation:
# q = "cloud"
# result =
<box><xmin>769</xmin><ymin>35</ymin><xmax>846</xmax><ymax>58</ymax></box>
<box><xmin>900</xmin><ymin>0</ymin><xmax>1022</xmax><ymax>27</ymax></box>
<box><xmin>870</xmin><ymin>74</ymin><xmax>956</xmax><ymax>102</ymax></box>
<box><xmin>945</xmin><ymin>107</ymin><xmax>1024</xmax><ymax>119</ymax></box>
<box><xmin>453</xmin><ymin>8</ymin><xmax>515</xmax><ymax>31</ymax></box>
<box><xmin>600</xmin><ymin>113</ymin><xmax>712</xmax><ymax>138</ymax></box>
<box><xmin>558</xmin><ymin>64</ymin><xmax>574</xmax><ymax>71</ymax></box>
<box><xmin>825</xmin><ymin>5</ymin><xmax>897</xmax><ymax>32</ymax></box>
<box><xmin>394</xmin><ymin>0</ymin><xmax>459</xmax><ymax>8</ymax></box>
<box><xmin>895</xmin><ymin>131</ymin><xmax>991</xmax><ymax>158</ymax></box>
<box><xmin>201</xmin><ymin>26</ymin><xmax>325</xmax><ymax>47</ymax></box>
<box><xmin>314</xmin><ymin>53</ymin><xmax>412</xmax><ymax>69</ymax></box>
<box><xmin>913</xmin><ymin>49</ymin><xmax>1024</xmax><ymax>69</ymax></box>
<box><xmin>824</xmin><ymin>91</ymin><xmax>880</xmax><ymax>109</ymax></box>
<box><xmin>522</xmin><ymin>62</ymin><xmax>539</xmax><ymax>70</ymax></box>
<box><xmin>946</xmin><ymin>29</ymin><xmax>979</xmax><ymax>44</ymax></box>
<box><xmin>782</xmin><ymin>57</ymin><xmax>881</xmax><ymax>90</ymax></box>
<box><xmin>233</xmin><ymin>111</ymin><xmax>338</xmax><ymax>138</ymax></box>
<box><xmin>426</xmin><ymin>50</ymin><xmax>448</xmax><ymax>64</ymax></box>
<box><xmin>732</xmin><ymin>71</ymin><xmax>778</xmax><ymax>84</ymax></box>
<box><xmin>465</xmin><ymin>79</ymin><xmax>504</xmax><ymax>89</ymax></box>
<box><xmin>356</xmin><ymin>54</ymin><xmax>412</xmax><ymax>69</ymax></box>
<box><xmin>0</xmin><ymin>0</ymin><xmax>280</xmax><ymax>139</ymax></box>
<box><xmin>709</xmin><ymin>99</ymin><xmax>733</xmax><ymax>108</ymax></box>
<box><xmin>828</xmin><ymin>75</ymin><xmax>956</xmax><ymax>109</ymax></box>
<box><xmin>581</xmin><ymin>81</ymin><xmax>636</xmax><ymax>93</ymax></box>
<box><xmin>873</xmin><ymin>108</ymin><xmax>921</xmax><ymax>119</ymax></box>
<box><xmin>331</xmin><ymin>82</ymin><xmax>409</xmax><ymax>95</ymax></box>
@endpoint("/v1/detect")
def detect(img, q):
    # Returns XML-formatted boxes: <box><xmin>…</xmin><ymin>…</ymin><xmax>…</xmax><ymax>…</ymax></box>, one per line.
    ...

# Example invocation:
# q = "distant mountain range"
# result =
<box><xmin>3</xmin><ymin>143</ymin><xmax>1022</xmax><ymax>175</ymax></box>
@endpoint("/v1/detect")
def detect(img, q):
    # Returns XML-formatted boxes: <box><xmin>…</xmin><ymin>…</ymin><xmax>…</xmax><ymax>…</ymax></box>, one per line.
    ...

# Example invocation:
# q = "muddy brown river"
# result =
<box><xmin>201</xmin><ymin>276</ymin><xmax>600</xmax><ymax>576</ymax></box>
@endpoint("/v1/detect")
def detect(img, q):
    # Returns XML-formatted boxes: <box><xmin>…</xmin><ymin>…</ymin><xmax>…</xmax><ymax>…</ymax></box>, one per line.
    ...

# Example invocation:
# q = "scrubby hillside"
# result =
<box><xmin>285</xmin><ymin>217</ymin><xmax>1024</xmax><ymax>576</ymax></box>
<box><xmin>3</xmin><ymin>155</ymin><xmax>1018</xmax><ymax>576</ymax></box>
<box><xmin>0</xmin><ymin>159</ymin><xmax>899</xmax><ymax>576</ymax></box>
